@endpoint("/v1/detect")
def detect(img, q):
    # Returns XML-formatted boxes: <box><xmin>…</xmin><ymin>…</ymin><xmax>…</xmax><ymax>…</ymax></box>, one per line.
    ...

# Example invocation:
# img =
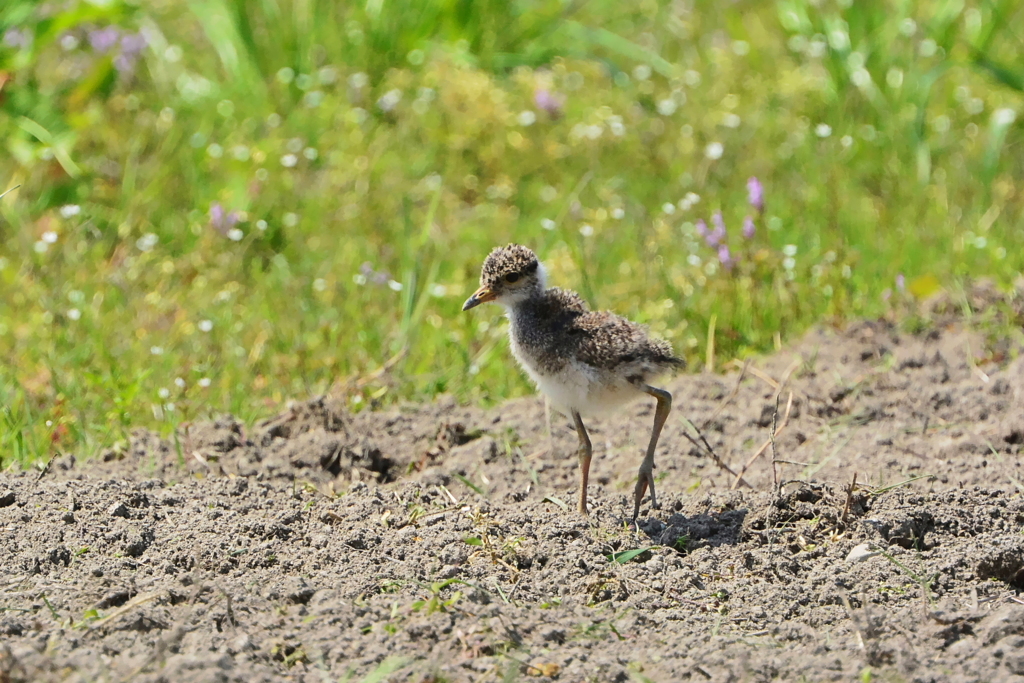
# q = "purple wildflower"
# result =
<box><xmin>896</xmin><ymin>273</ymin><xmax>905</xmax><ymax>292</ymax></box>
<box><xmin>534</xmin><ymin>88</ymin><xmax>564</xmax><ymax>117</ymax></box>
<box><xmin>88</xmin><ymin>26</ymin><xmax>120</xmax><ymax>54</ymax></box>
<box><xmin>209</xmin><ymin>202</ymin><xmax>241</xmax><ymax>237</ymax></box>
<box><xmin>360</xmin><ymin>261</ymin><xmax>391</xmax><ymax>286</ymax></box>
<box><xmin>120</xmin><ymin>32</ymin><xmax>147</xmax><ymax>56</ymax></box>
<box><xmin>112</xmin><ymin>33</ymin><xmax>147</xmax><ymax>73</ymax></box>
<box><xmin>718</xmin><ymin>245</ymin><xmax>733</xmax><ymax>269</ymax></box>
<box><xmin>747</xmin><ymin>176</ymin><xmax>764</xmax><ymax>214</ymax></box>
<box><xmin>706</xmin><ymin>212</ymin><xmax>726</xmax><ymax>246</ymax></box>
<box><xmin>742</xmin><ymin>215</ymin><xmax>756</xmax><ymax>239</ymax></box>
<box><xmin>695</xmin><ymin>219</ymin><xmax>709</xmax><ymax>238</ymax></box>
<box><xmin>712</xmin><ymin>211</ymin><xmax>726</xmax><ymax>233</ymax></box>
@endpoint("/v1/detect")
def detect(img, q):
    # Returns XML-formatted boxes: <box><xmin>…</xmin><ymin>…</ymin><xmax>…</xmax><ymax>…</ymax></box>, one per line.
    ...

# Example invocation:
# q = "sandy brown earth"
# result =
<box><xmin>3</xmin><ymin>319</ymin><xmax>1024</xmax><ymax>682</ymax></box>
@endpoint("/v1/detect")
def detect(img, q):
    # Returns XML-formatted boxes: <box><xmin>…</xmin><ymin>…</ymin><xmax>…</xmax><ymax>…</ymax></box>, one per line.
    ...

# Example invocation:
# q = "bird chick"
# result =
<box><xmin>463</xmin><ymin>244</ymin><xmax>683</xmax><ymax>522</ymax></box>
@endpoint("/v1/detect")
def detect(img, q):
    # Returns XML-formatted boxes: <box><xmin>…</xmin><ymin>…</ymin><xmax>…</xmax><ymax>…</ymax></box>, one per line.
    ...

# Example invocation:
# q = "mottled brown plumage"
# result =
<box><xmin>463</xmin><ymin>244</ymin><xmax>684</xmax><ymax>523</ymax></box>
<box><xmin>511</xmin><ymin>286</ymin><xmax>683</xmax><ymax>377</ymax></box>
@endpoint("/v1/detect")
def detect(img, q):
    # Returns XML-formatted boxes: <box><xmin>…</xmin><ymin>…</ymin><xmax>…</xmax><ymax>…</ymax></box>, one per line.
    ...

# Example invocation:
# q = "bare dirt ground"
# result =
<box><xmin>3</xmin><ymin>318</ymin><xmax>1024</xmax><ymax>682</ymax></box>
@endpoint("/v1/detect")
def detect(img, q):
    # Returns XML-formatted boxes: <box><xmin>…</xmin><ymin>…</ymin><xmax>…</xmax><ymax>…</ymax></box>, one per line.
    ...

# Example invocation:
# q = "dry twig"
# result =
<box><xmin>841</xmin><ymin>472</ymin><xmax>858</xmax><ymax>525</ymax></box>
<box><xmin>681</xmin><ymin>419</ymin><xmax>751</xmax><ymax>488</ymax></box>
<box><xmin>730</xmin><ymin>391</ymin><xmax>794</xmax><ymax>490</ymax></box>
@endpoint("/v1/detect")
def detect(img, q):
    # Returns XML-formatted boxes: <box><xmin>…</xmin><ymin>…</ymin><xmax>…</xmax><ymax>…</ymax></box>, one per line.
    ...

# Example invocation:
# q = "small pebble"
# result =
<box><xmin>0</xmin><ymin>489</ymin><xmax>15</xmax><ymax>507</ymax></box>
<box><xmin>846</xmin><ymin>543</ymin><xmax>880</xmax><ymax>563</ymax></box>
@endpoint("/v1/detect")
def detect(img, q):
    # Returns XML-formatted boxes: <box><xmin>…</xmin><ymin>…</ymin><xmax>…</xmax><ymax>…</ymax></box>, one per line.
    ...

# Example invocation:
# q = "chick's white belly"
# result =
<box><xmin>518</xmin><ymin>357</ymin><xmax>642</xmax><ymax>418</ymax></box>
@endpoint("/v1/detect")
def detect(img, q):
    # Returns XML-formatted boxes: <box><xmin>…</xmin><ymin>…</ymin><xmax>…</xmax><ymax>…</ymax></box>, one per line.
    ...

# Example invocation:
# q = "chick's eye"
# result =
<box><xmin>504</xmin><ymin>272</ymin><xmax>521</xmax><ymax>283</ymax></box>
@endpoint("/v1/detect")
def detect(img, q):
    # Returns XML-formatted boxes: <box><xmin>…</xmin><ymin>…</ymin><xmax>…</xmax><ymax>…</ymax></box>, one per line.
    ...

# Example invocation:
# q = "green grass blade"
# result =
<box><xmin>608</xmin><ymin>548</ymin><xmax>651</xmax><ymax>564</ymax></box>
<box><xmin>566</xmin><ymin>21</ymin><xmax>675</xmax><ymax>77</ymax></box>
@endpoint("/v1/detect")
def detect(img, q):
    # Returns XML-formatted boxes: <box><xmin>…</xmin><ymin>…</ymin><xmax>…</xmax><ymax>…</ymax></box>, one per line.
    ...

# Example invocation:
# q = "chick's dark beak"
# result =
<box><xmin>462</xmin><ymin>286</ymin><xmax>496</xmax><ymax>311</ymax></box>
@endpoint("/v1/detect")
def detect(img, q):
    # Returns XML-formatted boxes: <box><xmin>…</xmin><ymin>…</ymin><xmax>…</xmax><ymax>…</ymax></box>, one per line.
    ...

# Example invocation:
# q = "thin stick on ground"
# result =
<box><xmin>34</xmin><ymin>454</ymin><xmax>56</xmax><ymax>482</ymax></box>
<box><xmin>842</xmin><ymin>472</ymin><xmax>857</xmax><ymax>525</ymax></box>
<box><xmin>730</xmin><ymin>359</ymin><xmax>778</xmax><ymax>390</ymax></box>
<box><xmin>351</xmin><ymin>346</ymin><xmax>408</xmax><ymax>389</ymax></box>
<box><xmin>89</xmin><ymin>591</ymin><xmax>166</xmax><ymax>630</ymax></box>
<box><xmin>730</xmin><ymin>391</ymin><xmax>794</xmax><ymax>490</ymax></box>
<box><xmin>219</xmin><ymin>585</ymin><xmax>237</xmax><ymax>628</ymax></box>
<box><xmin>770</xmin><ymin>392</ymin><xmax>780</xmax><ymax>490</ymax></box>
<box><xmin>839</xmin><ymin>592</ymin><xmax>868</xmax><ymax>652</ymax></box>
<box><xmin>681</xmin><ymin>418</ymin><xmax>751</xmax><ymax>489</ymax></box>
<box><xmin>726</xmin><ymin>359</ymin><xmax>800</xmax><ymax>490</ymax></box>
<box><xmin>732</xmin><ymin>358</ymin><xmax>801</xmax><ymax>394</ymax></box>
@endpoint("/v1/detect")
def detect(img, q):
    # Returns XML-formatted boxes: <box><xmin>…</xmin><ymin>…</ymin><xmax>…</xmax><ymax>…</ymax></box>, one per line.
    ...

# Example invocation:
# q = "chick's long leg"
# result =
<box><xmin>632</xmin><ymin>385</ymin><xmax>672</xmax><ymax>523</ymax></box>
<box><xmin>572</xmin><ymin>410</ymin><xmax>592</xmax><ymax>515</ymax></box>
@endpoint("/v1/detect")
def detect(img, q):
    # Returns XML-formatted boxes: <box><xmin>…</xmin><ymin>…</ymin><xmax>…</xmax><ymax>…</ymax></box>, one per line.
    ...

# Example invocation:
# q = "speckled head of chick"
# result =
<box><xmin>462</xmin><ymin>244</ymin><xmax>545</xmax><ymax>311</ymax></box>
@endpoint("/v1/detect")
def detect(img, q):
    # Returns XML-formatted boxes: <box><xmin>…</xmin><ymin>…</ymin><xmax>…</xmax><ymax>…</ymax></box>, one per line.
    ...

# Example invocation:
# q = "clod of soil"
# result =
<box><xmin>2</xmin><ymin>321</ymin><xmax>1024</xmax><ymax>682</ymax></box>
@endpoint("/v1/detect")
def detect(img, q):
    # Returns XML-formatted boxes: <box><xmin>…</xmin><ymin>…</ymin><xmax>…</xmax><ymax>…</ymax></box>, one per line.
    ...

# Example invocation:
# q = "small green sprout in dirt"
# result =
<box><xmin>411</xmin><ymin>578</ymin><xmax>465</xmax><ymax>615</ymax></box>
<box><xmin>607</xmin><ymin>548</ymin><xmax>653</xmax><ymax>564</ymax></box>
<box><xmin>673</xmin><ymin>535</ymin><xmax>690</xmax><ymax>553</ymax></box>
<box><xmin>574</xmin><ymin>611</ymin><xmax>628</xmax><ymax>639</ymax></box>
<box><xmin>278</xmin><ymin>645</ymin><xmax>308</xmax><ymax>667</ymax></box>
<box><xmin>502</xmin><ymin>536</ymin><xmax>525</xmax><ymax>558</ymax></box>
<box><xmin>798</xmin><ymin>536</ymin><xmax>818</xmax><ymax>553</ymax></box>
<box><xmin>407</xmin><ymin>504</ymin><xmax>428</xmax><ymax>524</ymax></box>
<box><xmin>453</xmin><ymin>473</ymin><xmax>485</xmax><ymax>497</ymax></box>
<box><xmin>868</xmin><ymin>474</ymin><xmax>937</xmax><ymax>497</ymax></box>
<box><xmin>75</xmin><ymin>608</ymin><xmax>103</xmax><ymax>628</ymax></box>
<box><xmin>541</xmin><ymin>495</ymin><xmax>568</xmax><ymax>510</ymax></box>
<box><xmin>586</xmin><ymin>575</ymin><xmax>626</xmax><ymax>604</ymax></box>
<box><xmin>877</xmin><ymin>547</ymin><xmax>940</xmax><ymax>607</ymax></box>
<box><xmin>498</xmin><ymin>427</ymin><xmax>523</xmax><ymax>456</ymax></box>
<box><xmin>465</xmin><ymin>509</ymin><xmax>526</xmax><ymax>569</ymax></box>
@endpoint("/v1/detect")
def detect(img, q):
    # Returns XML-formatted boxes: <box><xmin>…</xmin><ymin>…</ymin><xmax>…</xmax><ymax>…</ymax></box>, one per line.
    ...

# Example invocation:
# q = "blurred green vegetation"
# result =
<box><xmin>1</xmin><ymin>0</ymin><xmax>1022</xmax><ymax>464</ymax></box>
